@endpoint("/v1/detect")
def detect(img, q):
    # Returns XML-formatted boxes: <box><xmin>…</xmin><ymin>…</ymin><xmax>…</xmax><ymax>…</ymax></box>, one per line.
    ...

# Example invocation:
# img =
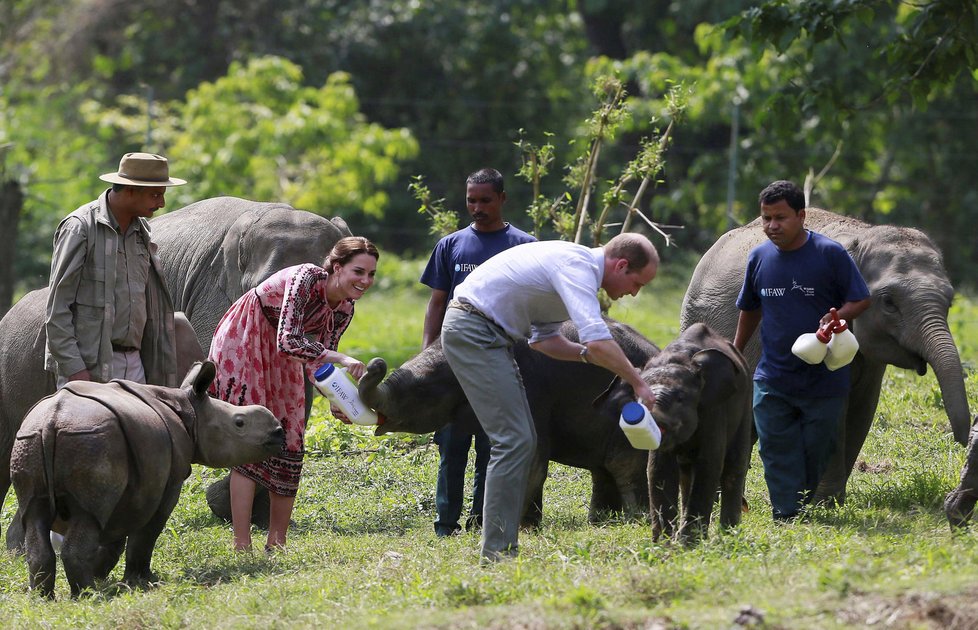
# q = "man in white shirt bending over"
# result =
<box><xmin>441</xmin><ymin>233</ymin><xmax>659</xmax><ymax>563</ymax></box>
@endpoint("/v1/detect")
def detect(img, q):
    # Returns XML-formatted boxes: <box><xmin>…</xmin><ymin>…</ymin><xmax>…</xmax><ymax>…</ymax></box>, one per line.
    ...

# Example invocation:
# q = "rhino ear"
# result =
<box><xmin>182</xmin><ymin>361</ymin><xmax>217</xmax><ymax>395</ymax></box>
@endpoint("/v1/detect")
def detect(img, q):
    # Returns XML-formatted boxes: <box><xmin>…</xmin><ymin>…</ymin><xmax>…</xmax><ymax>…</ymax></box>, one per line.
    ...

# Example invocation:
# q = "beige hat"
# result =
<box><xmin>99</xmin><ymin>152</ymin><xmax>187</xmax><ymax>187</ymax></box>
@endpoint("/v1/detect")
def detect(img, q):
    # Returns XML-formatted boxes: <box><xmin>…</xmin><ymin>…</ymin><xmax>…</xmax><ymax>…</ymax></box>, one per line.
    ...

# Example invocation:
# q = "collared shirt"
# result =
<box><xmin>452</xmin><ymin>240</ymin><xmax>612</xmax><ymax>344</ymax></box>
<box><xmin>110</xmin><ymin>212</ymin><xmax>151</xmax><ymax>348</ymax></box>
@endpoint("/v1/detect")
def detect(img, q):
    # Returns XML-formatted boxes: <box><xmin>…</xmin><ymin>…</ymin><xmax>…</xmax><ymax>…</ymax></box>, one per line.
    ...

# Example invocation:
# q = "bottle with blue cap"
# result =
<box><xmin>619</xmin><ymin>401</ymin><xmax>662</xmax><ymax>450</ymax></box>
<box><xmin>313</xmin><ymin>363</ymin><xmax>378</xmax><ymax>426</ymax></box>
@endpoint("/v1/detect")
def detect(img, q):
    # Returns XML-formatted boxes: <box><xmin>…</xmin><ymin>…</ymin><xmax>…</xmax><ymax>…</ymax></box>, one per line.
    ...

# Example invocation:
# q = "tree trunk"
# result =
<box><xmin>0</xmin><ymin>179</ymin><xmax>23</xmax><ymax>319</ymax></box>
<box><xmin>578</xmin><ymin>6</ymin><xmax>629</xmax><ymax>60</ymax></box>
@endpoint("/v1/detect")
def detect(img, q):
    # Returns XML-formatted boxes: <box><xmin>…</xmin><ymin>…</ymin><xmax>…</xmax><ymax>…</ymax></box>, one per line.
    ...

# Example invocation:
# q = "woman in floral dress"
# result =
<box><xmin>208</xmin><ymin>236</ymin><xmax>379</xmax><ymax>551</ymax></box>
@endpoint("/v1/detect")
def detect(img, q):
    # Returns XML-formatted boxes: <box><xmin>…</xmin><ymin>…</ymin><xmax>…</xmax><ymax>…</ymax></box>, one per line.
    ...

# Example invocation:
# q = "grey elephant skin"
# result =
<box><xmin>148</xmin><ymin>196</ymin><xmax>352</xmax><ymax>355</ymax></box>
<box><xmin>10</xmin><ymin>361</ymin><xmax>284</xmax><ymax>598</ymax></box>
<box><xmin>0</xmin><ymin>288</ymin><xmax>205</xmax><ymax>549</ymax></box>
<box><xmin>359</xmin><ymin>319</ymin><xmax>661</xmax><ymax>525</ymax></box>
<box><xmin>600</xmin><ymin>323</ymin><xmax>752</xmax><ymax>543</ymax></box>
<box><xmin>681</xmin><ymin>208</ymin><xmax>971</xmax><ymax>506</ymax></box>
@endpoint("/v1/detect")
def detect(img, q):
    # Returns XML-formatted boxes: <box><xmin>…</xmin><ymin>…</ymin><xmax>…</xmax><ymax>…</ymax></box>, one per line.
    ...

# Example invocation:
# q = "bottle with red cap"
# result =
<box><xmin>824</xmin><ymin>308</ymin><xmax>859</xmax><ymax>370</ymax></box>
<box><xmin>791</xmin><ymin>320</ymin><xmax>834</xmax><ymax>365</ymax></box>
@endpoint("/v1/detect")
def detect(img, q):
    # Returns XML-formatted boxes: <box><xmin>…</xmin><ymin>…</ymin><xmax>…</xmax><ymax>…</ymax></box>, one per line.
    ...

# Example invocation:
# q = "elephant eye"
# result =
<box><xmin>234</xmin><ymin>417</ymin><xmax>245</xmax><ymax>428</ymax></box>
<box><xmin>879</xmin><ymin>294</ymin><xmax>898</xmax><ymax>314</ymax></box>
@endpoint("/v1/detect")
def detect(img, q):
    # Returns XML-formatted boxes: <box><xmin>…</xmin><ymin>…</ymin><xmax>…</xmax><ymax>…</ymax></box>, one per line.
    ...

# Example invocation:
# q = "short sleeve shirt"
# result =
<box><xmin>736</xmin><ymin>231</ymin><xmax>870</xmax><ymax>397</ymax></box>
<box><xmin>420</xmin><ymin>223</ymin><xmax>536</xmax><ymax>298</ymax></box>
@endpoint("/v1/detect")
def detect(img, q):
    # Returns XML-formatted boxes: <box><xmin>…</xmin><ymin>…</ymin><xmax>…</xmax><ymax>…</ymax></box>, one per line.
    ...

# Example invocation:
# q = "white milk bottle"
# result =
<box><xmin>313</xmin><ymin>363</ymin><xmax>378</xmax><ymax>426</ymax></box>
<box><xmin>824</xmin><ymin>316</ymin><xmax>859</xmax><ymax>371</ymax></box>
<box><xmin>619</xmin><ymin>401</ymin><xmax>662</xmax><ymax>450</ymax></box>
<box><xmin>791</xmin><ymin>323</ymin><xmax>833</xmax><ymax>365</ymax></box>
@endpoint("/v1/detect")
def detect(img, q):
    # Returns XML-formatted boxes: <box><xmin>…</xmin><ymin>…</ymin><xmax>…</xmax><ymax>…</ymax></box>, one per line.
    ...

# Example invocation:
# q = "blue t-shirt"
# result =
<box><xmin>420</xmin><ymin>223</ymin><xmax>536</xmax><ymax>297</ymax></box>
<box><xmin>736</xmin><ymin>230</ymin><xmax>870</xmax><ymax>397</ymax></box>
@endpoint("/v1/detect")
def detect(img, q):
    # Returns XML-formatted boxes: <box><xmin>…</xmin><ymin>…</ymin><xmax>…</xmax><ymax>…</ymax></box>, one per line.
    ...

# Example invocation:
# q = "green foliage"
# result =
<box><xmin>725</xmin><ymin>0</ymin><xmax>978</xmax><ymax>111</ymax></box>
<box><xmin>408</xmin><ymin>175</ymin><xmax>459</xmax><ymax>238</ymax></box>
<box><xmin>514</xmin><ymin>130</ymin><xmax>566</xmax><ymax>239</ymax></box>
<box><xmin>161</xmin><ymin>57</ymin><xmax>418</xmax><ymax>218</ymax></box>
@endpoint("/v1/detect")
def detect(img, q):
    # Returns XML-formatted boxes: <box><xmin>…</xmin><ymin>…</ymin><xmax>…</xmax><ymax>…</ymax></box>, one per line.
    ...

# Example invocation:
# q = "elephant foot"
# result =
<box><xmin>944</xmin><ymin>488</ymin><xmax>978</xmax><ymax>529</ymax></box>
<box><xmin>123</xmin><ymin>570</ymin><xmax>161</xmax><ymax>589</ymax></box>
<box><xmin>811</xmin><ymin>489</ymin><xmax>845</xmax><ymax>508</ymax></box>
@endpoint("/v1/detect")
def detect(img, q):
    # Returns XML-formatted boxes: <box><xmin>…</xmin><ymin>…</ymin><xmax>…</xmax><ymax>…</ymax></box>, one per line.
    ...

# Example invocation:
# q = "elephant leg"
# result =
<box><xmin>814</xmin><ymin>360</ymin><xmax>886</xmax><ymax>505</ymax></box>
<box><xmin>61</xmin><ymin>512</ymin><xmax>102</xmax><ymax>598</ymax></box>
<box><xmin>681</xmin><ymin>460</ymin><xmax>724</xmax><ymax>545</ymax></box>
<box><xmin>944</xmin><ymin>485</ymin><xmax>978</xmax><ymax>529</ymax></box>
<box><xmin>21</xmin><ymin>501</ymin><xmax>57</xmax><ymax>598</ymax></box>
<box><xmin>719</xmin><ymin>413</ymin><xmax>753</xmax><ymax>528</ymax></box>
<box><xmin>607</xmin><ymin>451</ymin><xmax>650</xmax><ymax>521</ymax></box>
<box><xmin>719</xmin><ymin>429</ymin><xmax>751</xmax><ymax>529</ymax></box>
<box><xmin>521</xmin><ymin>457</ymin><xmax>548</xmax><ymax>529</ymax></box>
<box><xmin>588</xmin><ymin>468</ymin><xmax>622</xmax><ymax>524</ymax></box>
<box><xmin>945</xmin><ymin>417</ymin><xmax>978</xmax><ymax>528</ymax></box>
<box><xmin>649</xmin><ymin>452</ymin><xmax>679</xmax><ymax>540</ymax></box>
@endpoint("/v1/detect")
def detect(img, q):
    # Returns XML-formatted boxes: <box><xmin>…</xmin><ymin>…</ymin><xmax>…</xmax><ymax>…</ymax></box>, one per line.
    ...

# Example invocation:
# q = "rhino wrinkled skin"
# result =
<box><xmin>10</xmin><ymin>361</ymin><xmax>284</xmax><ymax>598</ymax></box>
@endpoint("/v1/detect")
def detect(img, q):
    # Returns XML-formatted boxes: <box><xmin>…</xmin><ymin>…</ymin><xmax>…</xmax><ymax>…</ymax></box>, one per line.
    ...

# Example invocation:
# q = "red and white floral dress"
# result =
<box><xmin>208</xmin><ymin>263</ymin><xmax>354</xmax><ymax>496</ymax></box>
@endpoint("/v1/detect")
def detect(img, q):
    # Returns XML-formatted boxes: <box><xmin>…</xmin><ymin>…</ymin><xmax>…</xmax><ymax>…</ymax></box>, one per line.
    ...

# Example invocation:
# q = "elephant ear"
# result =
<box><xmin>691</xmin><ymin>348</ymin><xmax>743</xmax><ymax>406</ymax></box>
<box><xmin>590</xmin><ymin>375</ymin><xmax>629</xmax><ymax>410</ymax></box>
<box><xmin>218</xmin><ymin>213</ymin><xmax>257</xmax><ymax>303</ymax></box>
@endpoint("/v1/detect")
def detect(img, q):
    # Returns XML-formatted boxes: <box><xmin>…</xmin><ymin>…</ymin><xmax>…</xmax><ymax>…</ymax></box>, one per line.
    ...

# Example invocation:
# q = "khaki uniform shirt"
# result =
<box><xmin>44</xmin><ymin>189</ymin><xmax>178</xmax><ymax>385</ymax></box>
<box><xmin>110</xmin><ymin>213</ymin><xmax>151</xmax><ymax>349</ymax></box>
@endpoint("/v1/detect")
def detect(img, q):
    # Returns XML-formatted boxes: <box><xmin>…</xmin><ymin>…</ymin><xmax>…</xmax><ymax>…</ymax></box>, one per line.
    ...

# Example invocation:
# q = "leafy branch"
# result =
<box><xmin>408</xmin><ymin>175</ymin><xmax>458</xmax><ymax>238</ymax></box>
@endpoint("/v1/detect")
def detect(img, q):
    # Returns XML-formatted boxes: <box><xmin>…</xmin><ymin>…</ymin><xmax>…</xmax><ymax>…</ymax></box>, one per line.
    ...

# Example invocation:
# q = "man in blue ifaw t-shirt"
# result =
<box><xmin>734</xmin><ymin>180</ymin><xmax>871</xmax><ymax>521</ymax></box>
<box><xmin>420</xmin><ymin>168</ymin><xmax>536</xmax><ymax>537</ymax></box>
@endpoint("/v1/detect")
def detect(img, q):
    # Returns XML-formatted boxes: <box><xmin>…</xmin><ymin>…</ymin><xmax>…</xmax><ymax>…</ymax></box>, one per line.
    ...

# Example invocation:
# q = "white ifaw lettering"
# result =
<box><xmin>760</xmin><ymin>287</ymin><xmax>787</xmax><ymax>297</ymax></box>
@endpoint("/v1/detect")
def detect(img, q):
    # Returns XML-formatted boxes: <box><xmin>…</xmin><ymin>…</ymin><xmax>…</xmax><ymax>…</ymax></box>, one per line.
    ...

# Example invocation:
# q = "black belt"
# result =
<box><xmin>112</xmin><ymin>344</ymin><xmax>140</xmax><ymax>353</ymax></box>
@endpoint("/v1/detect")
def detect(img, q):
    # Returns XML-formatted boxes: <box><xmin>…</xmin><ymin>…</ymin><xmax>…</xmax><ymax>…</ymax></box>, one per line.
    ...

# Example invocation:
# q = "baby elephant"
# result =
<box><xmin>603</xmin><ymin>323</ymin><xmax>752</xmax><ymax>543</ymax></box>
<box><xmin>10</xmin><ymin>362</ymin><xmax>284</xmax><ymax>598</ymax></box>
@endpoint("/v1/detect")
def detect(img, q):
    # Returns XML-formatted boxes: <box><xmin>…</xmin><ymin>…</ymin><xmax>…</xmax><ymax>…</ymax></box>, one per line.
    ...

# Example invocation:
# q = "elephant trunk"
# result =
<box><xmin>358</xmin><ymin>358</ymin><xmax>390</xmax><ymax>412</ymax></box>
<box><xmin>917</xmin><ymin>319</ymin><xmax>971</xmax><ymax>445</ymax></box>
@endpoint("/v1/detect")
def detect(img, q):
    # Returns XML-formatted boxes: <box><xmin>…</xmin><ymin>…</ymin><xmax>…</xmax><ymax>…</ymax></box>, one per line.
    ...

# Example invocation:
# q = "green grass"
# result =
<box><xmin>4</xmin><ymin>255</ymin><xmax>978</xmax><ymax>628</ymax></box>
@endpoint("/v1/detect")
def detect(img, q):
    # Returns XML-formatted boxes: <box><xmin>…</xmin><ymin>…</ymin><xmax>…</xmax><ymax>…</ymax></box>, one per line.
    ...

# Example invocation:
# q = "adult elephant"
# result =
<box><xmin>681</xmin><ymin>208</ymin><xmax>970</xmax><ymax>506</ymax></box>
<box><xmin>148</xmin><ymin>196</ymin><xmax>352</xmax><ymax>355</ymax></box>
<box><xmin>0</xmin><ymin>288</ymin><xmax>205</xmax><ymax>549</ymax></box>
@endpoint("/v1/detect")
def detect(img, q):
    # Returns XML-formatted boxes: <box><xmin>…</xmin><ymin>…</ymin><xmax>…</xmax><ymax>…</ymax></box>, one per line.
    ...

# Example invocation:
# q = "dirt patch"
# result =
<box><xmin>856</xmin><ymin>459</ymin><xmax>895</xmax><ymax>474</ymax></box>
<box><xmin>839</xmin><ymin>589</ymin><xmax>978</xmax><ymax>628</ymax></box>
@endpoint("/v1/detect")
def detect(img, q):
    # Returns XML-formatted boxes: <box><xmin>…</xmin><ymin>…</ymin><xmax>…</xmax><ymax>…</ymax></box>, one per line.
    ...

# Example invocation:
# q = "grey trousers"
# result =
<box><xmin>441</xmin><ymin>306</ymin><xmax>537</xmax><ymax>561</ymax></box>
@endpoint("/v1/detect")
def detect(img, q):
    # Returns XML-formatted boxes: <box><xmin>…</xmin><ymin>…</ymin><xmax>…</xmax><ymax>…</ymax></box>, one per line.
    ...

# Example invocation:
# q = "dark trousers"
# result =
<box><xmin>433</xmin><ymin>422</ymin><xmax>491</xmax><ymax>536</ymax></box>
<box><xmin>753</xmin><ymin>381</ymin><xmax>846</xmax><ymax>519</ymax></box>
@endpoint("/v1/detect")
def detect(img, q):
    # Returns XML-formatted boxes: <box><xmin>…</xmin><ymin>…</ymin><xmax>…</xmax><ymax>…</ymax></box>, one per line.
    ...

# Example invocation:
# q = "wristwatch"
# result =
<box><xmin>579</xmin><ymin>345</ymin><xmax>589</xmax><ymax>364</ymax></box>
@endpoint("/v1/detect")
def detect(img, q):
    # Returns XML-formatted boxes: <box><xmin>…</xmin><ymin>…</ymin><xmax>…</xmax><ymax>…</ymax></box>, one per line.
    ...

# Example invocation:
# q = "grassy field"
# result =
<box><xmin>3</xmin><ymin>254</ymin><xmax>978</xmax><ymax>628</ymax></box>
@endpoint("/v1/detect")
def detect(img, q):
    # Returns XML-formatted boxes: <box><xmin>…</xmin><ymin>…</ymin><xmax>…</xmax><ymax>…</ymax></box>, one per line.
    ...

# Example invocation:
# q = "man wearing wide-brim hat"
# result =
<box><xmin>45</xmin><ymin>152</ymin><xmax>187</xmax><ymax>388</ymax></box>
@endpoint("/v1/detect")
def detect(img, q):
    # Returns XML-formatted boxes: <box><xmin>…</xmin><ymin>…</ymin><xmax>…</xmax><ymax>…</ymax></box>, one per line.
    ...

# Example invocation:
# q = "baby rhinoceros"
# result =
<box><xmin>10</xmin><ymin>361</ymin><xmax>283</xmax><ymax>598</ymax></box>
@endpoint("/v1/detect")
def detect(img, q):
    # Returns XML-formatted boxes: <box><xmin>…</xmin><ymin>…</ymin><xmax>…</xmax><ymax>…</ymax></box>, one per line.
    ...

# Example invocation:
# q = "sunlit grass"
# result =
<box><xmin>3</xmin><ymin>255</ymin><xmax>978</xmax><ymax>627</ymax></box>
